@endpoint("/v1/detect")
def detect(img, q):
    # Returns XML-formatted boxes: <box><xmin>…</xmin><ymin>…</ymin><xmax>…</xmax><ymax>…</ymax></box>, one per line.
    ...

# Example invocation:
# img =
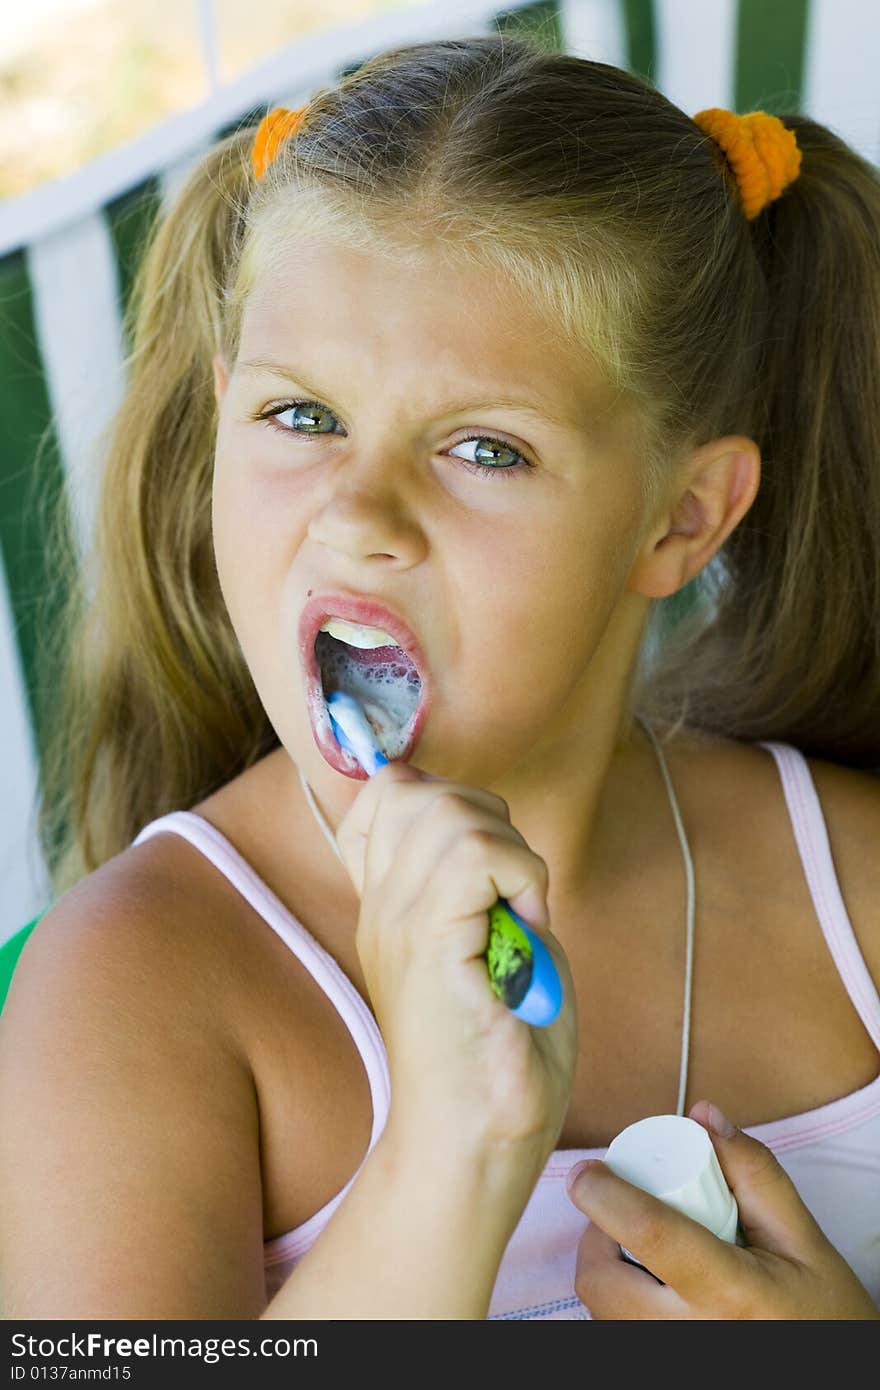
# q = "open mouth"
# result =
<box><xmin>313</xmin><ymin>628</ymin><xmax>424</xmax><ymax>762</ymax></box>
<box><xmin>298</xmin><ymin>597</ymin><xmax>432</xmax><ymax>775</ymax></box>
<box><xmin>315</xmin><ymin>630</ymin><xmax>422</xmax><ymax>755</ymax></box>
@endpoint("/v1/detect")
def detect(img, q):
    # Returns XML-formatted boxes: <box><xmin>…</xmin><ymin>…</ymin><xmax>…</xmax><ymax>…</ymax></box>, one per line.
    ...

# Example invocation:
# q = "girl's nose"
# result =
<box><xmin>306</xmin><ymin>453</ymin><xmax>427</xmax><ymax>566</ymax></box>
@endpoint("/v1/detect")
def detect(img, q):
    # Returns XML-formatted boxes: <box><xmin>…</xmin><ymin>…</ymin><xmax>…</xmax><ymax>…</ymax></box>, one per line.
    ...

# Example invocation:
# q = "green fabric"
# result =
<box><xmin>495</xmin><ymin>0</ymin><xmax>564</xmax><ymax>51</ymax></box>
<box><xmin>0</xmin><ymin>251</ymin><xmax>67</xmax><ymax>767</ymax></box>
<box><xmin>736</xmin><ymin>0</ymin><xmax>808</xmax><ymax>114</ymax></box>
<box><xmin>0</xmin><ymin>915</ymin><xmax>44</xmax><ymax>1014</ymax></box>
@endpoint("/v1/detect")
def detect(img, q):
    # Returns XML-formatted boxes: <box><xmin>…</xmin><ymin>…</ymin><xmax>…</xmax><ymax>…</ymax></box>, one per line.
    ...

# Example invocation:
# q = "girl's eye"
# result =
<box><xmin>251</xmin><ymin>399</ymin><xmax>532</xmax><ymax>480</ymax></box>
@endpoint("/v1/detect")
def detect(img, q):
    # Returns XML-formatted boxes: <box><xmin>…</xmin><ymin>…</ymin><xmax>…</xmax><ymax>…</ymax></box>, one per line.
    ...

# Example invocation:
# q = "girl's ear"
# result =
<box><xmin>626</xmin><ymin>436</ymin><xmax>761</xmax><ymax>599</ymax></box>
<box><xmin>212</xmin><ymin>352</ymin><xmax>230</xmax><ymax>404</ymax></box>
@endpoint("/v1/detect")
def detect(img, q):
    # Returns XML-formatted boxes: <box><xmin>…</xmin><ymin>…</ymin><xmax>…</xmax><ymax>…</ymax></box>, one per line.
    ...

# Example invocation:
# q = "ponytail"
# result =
<box><xmin>39</xmin><ymin>127</ymin><xmax>277</xmax><ymax>894</ymax></box>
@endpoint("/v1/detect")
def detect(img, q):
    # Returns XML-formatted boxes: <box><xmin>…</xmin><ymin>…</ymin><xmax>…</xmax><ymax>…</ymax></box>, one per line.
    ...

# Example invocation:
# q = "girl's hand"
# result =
<box><xmin>566</xmin><ymin>1099</ymin><xmax>880</xmax><ymax>1319</ymax></box>
<box><xmin>334</xmin><ymin>760</ymin><xmax>578</xmax><ymax>1167</ymax></box>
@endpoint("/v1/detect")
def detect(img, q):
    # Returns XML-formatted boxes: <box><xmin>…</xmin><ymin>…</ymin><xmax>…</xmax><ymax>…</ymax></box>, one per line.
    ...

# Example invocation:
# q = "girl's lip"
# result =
<box><xmin>298</xmin><ymin>591</ymin><xmax>432</xmax><ymax>773</ymax></box>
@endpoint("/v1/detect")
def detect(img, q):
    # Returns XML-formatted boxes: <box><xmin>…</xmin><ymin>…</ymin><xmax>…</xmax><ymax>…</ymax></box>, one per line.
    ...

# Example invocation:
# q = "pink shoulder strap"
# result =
<box><xmin>758</xmin><ymin>742</ymin><xmax>880</xmax><ymax>1051</ymax></box>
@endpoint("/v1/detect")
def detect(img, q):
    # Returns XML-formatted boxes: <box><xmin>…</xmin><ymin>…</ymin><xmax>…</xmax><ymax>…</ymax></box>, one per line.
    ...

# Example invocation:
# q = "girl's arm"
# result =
<box><xmin>257</xmin><ymin>759</ymin><xmax>577</xmax><ymax>1320</ymax></box>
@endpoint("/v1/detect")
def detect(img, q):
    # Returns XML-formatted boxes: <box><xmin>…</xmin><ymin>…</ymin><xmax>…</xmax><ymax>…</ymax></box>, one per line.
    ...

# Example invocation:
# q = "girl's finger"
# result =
<box><xmin>567</xmin><ymin>1159</ymin><xmax>744</xmax><ymax>1303</ymax></box>
<box><xmin>687</xmin><ymin>1100</ymin><xmax>828</xmax><ymax>1258</ymax></box>
<box><xmin>363</xmin><ymin>819</ymin><xmax>554</xmax><ymax>986</ymax></box>
<box><xmin>376</xmin><ymin>811</ymin><xmax>550</xmax><ymax>954</ymax></box>
<box><xmin>573</xmin><ymin>1219</ymin><xmax>688</xmax><ymax>1320</ymax></box>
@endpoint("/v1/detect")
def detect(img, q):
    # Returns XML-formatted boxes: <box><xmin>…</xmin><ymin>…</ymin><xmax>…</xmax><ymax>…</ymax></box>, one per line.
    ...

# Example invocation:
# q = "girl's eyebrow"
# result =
<box><xmin>237</xmin><ymin>357</ymin><xmax>577</xmax><ymax>431</ymax></box>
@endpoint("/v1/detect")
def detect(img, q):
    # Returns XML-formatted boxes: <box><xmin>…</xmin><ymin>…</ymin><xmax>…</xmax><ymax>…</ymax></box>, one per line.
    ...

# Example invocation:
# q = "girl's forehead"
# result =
<box><xmin>244</xmin><ymin>261</ymin><xmax>589</xmax><ymax>393</ymax></box>
<box><xmin>245</xmin><ymin>237</ymin><xmax>527</xmax><ymax>322</ymax></box>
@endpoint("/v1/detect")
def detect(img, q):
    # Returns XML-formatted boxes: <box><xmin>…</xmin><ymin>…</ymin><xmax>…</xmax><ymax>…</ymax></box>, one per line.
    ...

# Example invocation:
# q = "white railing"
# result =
<box><xmin>0</xmin><ymin>0</ymin><xmax>545</xmax><ymax>260</ymax></box>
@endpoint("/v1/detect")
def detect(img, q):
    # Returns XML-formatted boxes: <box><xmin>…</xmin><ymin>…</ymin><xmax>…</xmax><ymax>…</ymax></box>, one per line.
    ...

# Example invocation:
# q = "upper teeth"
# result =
<box><xmin>319</xmin><ymin>617</ymin><xmax>399</xmax><ymax>649</ymax></box>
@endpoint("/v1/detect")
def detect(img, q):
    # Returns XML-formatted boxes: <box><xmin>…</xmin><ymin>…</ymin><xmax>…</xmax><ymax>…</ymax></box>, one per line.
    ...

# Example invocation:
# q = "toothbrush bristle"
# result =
<box><xmin>327</xmin><ymin>690</ymin><xmax>387</xmax><ymax>771</ymax></box>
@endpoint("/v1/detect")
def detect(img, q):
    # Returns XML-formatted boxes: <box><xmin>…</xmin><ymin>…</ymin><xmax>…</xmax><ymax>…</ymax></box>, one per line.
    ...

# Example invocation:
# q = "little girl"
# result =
<box><xmin>1</xmin><ymin>34</ymin><xmax>879</xmax><ymax>1320</ymax></box>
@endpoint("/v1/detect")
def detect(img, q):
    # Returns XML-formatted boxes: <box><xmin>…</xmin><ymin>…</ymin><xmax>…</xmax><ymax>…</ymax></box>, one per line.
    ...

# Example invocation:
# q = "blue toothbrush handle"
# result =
<box><xmin>485</xmin><ymin>898</ymin><xmax>563</xmax><ymax>1027</ymax></box>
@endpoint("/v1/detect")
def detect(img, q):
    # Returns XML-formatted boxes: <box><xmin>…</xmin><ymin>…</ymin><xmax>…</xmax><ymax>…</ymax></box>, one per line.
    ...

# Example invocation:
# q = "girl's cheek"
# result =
<box><xmin>214</xmin><ymin>449</ymin><xmax>302</xmax><ymax>541</ymax></box>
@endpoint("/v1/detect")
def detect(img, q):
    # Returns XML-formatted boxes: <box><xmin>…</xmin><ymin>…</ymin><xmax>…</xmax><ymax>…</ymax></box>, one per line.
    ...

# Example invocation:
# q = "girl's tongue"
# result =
<box><xmin>315</xmin><ymin>629</ymin><xmax>421</xmax><ymax>759</ymax></box>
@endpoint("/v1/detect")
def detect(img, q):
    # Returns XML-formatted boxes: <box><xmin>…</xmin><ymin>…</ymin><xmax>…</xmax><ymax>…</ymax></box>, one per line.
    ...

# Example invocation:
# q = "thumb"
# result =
<box><xmin>688</xmin><ymin>1099</ymin><xmax>824</xmax><ymax>1258</ymax></box>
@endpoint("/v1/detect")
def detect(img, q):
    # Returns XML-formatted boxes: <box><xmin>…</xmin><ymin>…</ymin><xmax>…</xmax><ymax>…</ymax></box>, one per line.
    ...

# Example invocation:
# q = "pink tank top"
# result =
<box><xmin>131</xmin><ymin>742</ymin><xmax>880</xmax><ymax>1318</ymax></box>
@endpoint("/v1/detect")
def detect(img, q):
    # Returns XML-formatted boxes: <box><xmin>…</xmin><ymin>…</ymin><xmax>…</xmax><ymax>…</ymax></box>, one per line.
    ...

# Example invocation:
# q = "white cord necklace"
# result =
<box><xmin>296</xmin><ymin>712</ymin><xmax>695</xmax><ymax>1116</ymax></box>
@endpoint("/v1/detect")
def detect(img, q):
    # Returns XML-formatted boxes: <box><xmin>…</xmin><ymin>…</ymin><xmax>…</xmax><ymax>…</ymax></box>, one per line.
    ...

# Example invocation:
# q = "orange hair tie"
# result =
<box><xmin>693</xmin><ymin>108</ymin><xmax>802</xmax><ymax>220</ymax></box>
<box><xmin>251</xmin><ymin>105</ymin><xmax>308</xmax><ymax>180</ymax></box>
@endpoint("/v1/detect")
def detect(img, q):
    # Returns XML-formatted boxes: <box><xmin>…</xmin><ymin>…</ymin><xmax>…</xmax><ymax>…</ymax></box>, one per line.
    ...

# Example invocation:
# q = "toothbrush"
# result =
<box><xmin>326</xmin><ymin>689</ymin><xmax>563</xmax><ymax>1027</ymax></box>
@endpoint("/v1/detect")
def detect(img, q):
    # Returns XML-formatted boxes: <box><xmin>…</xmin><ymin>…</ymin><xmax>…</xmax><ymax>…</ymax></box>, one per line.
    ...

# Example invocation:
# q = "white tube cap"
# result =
<box><xmin>604</xmin><ymin>1114</ymin><xmax>738</xmax><ymax>1243</ymax></box>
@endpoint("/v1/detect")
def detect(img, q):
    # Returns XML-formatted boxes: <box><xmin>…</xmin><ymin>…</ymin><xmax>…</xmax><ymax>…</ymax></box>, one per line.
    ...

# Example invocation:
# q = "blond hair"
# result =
<box><xmin>38</xmin><ymin>32</ymin><xmax>880</xmax><ymax>897</ymax></box>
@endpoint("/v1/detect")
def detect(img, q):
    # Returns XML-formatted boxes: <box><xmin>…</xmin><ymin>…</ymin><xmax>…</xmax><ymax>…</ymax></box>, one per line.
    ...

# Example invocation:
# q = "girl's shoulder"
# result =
<box><xmin>113</xmin><ymin>808</ymin><xmax>359</xmax><ymax>1057</ymax></box>
<box><xmin>23</xmin><ymin>825</ymin><xmax>259</xmax><ymax>1061</ymax></box>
